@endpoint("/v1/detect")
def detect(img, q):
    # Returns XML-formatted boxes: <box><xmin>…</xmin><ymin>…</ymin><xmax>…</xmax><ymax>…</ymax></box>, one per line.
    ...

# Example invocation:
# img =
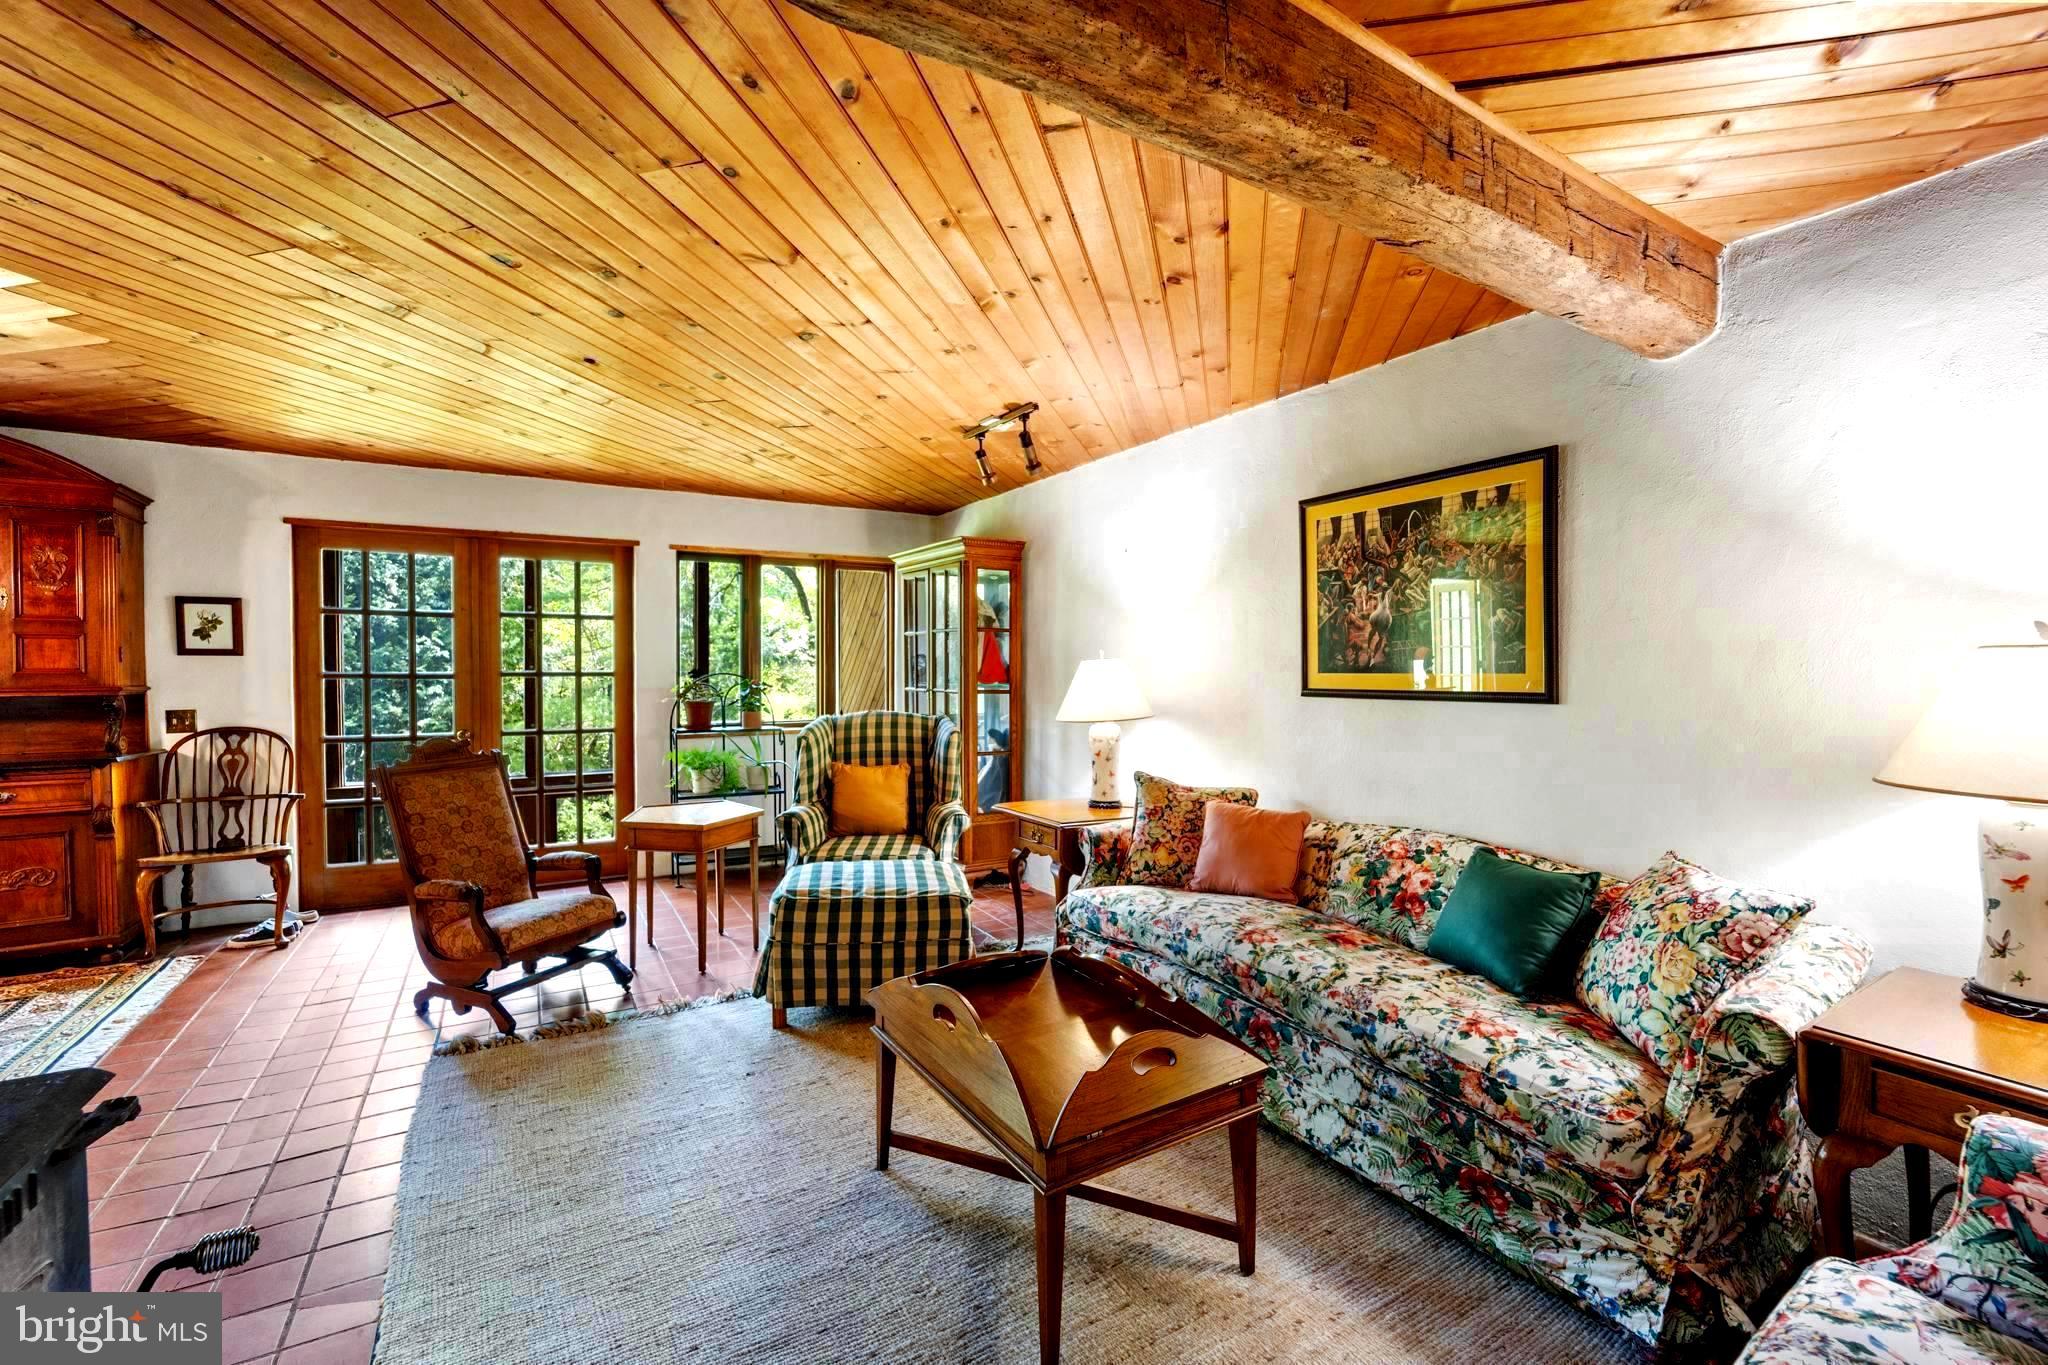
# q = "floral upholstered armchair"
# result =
<box><xmin>778</xmin><ymin>711</ymin><xmax>967</xmax><ymax>865</ymax></box>
<box><xmin>376</xmin><ymin>736</ymin><xmax>631</xmax><ymax>1036</ymax></box>
<box><xmin>1739</xmin><ymin>1112</ymin><xmax>2048</xmax><ymax>1363</ymax></box>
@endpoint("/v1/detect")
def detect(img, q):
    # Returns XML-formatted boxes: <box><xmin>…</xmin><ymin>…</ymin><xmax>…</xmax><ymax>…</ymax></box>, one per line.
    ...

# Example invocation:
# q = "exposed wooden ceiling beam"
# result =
<box><xmin>784</xmin><ymin>0</ymin><xmax>1722</xmax><ymax>358</ymax></box>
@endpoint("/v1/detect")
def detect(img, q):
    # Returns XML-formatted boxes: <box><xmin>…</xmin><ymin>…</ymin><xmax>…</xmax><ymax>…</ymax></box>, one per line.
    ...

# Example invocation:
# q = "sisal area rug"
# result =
<box><xmin>0</xmin><ymin>957</ymin><xmax>200</xmax><ymax>1079</ymax></box>
<box><xmin>378</xmin><ymin>999</ymin><xmax>1642</xmax><ymax>1364</ymax></box>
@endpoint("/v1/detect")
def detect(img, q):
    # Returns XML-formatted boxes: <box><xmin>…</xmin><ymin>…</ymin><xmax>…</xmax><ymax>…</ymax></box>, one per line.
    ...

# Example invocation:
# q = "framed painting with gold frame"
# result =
<box><xmin>1300</xmin><ymin>447</ymin><xmax>1558</xmax><ymax>703</ymax></box>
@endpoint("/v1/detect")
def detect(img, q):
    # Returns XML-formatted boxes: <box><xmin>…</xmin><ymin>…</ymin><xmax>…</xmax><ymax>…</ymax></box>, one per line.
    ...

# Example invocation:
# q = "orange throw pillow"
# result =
<box><xmin>1188</xmin><ymin>802</ymin><xmax>1312</xmax><ymax>903</ymax></box>
<box><xmin>830</xmin><ymin>762</ymin><xmax>910</xmax><ymax>836</ymax></box>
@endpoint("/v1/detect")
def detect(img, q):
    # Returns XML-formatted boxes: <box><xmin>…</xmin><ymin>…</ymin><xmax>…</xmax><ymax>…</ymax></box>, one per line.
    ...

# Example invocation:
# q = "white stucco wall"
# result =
<box><xmin>947</xmin><ymin>139</ymin><xmax>2048</xmax><ymax>976</ymax></box>
<box><xmin>0</xmin><ymin>431</ymin><xmax>937</xmax><ymax>910</ymax></box>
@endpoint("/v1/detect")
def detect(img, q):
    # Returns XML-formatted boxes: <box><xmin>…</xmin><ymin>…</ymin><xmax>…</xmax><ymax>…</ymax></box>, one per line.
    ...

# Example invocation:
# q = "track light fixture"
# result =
<box><xmin>1018</xmin><ymin>411</ymin><xmax>1041</xmax><ymax>476</ymax></box>
<box><xmin>960</xmin><ymin>401</ymin><xmax>1040</xmax><ymax>486</ymax></box>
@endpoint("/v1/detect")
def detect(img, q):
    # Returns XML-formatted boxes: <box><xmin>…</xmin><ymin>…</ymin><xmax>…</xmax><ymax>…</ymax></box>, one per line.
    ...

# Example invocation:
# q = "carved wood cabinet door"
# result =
<box><xmin>0</xmin><ymin>807</ymin><xmax>96</xmax><ymax>953</ymax></box>
<box><xmin>0</xmin><ymin>511</ymin><xmax>97</xmax><ymax>690</ymax></box>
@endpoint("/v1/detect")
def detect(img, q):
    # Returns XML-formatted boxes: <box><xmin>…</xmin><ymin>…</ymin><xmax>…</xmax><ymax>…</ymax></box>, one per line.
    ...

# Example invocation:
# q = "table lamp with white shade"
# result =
<box><xmin>1875</xmin><ymin>627</ymin><xmax>2048</xmax><ymax>1017</ymax></box>
<box><xmin>1056</xmin><ymin>656</ymin><xmax>1152</xmax><ymax>810</ymax></box>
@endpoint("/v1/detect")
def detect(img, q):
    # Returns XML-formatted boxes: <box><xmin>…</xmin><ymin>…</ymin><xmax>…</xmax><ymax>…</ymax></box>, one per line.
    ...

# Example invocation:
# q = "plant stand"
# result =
<box><xmin>667</xmin><ymin>695</ymin><xmax>791</xmax><ymax>888</ymax></box>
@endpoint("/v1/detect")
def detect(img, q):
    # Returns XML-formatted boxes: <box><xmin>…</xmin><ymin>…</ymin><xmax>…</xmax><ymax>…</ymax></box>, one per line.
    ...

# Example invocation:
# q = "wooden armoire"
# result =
<box><xmin>0</xmin><ymin>436</ymin><xmax>155</xmax><ymax>962</ymax></box>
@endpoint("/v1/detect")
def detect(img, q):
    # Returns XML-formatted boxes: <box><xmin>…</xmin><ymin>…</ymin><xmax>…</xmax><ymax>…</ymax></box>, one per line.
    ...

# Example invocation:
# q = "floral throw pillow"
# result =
<box><xmin>1126</xmin><ymin>772</ymin><xmax>1257</xmax><ymax>888</ymax></box>
<box><xmin>1576</xmin><ymin>850</ymin><xmax>1815</xmax><ymax>1074</ymax></box>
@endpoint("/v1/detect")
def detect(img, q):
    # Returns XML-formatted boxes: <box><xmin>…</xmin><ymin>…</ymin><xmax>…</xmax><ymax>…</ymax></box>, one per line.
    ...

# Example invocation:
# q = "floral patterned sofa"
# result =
<box><xmin>1061</xmin><ymin>820</ymin><xmax>1872</xmax><ymax>1354</ymax></box>
<box><xmin>1738</xmin><ymin>1113</ymin><xmax>2048</xmax><ymax>1363</ymax></box>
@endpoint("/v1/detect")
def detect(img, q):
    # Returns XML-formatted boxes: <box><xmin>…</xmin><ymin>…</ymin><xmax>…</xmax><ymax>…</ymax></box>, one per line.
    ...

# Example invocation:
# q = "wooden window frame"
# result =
<box><xmin>673</xmin><ymin>546</ymin><xmax>892</xmax><ymax>721</ymax></box>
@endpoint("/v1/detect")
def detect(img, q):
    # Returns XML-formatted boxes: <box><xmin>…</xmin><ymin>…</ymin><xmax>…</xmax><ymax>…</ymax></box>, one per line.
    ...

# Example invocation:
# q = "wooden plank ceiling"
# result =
<box><xmin>0</xmin><ymin>0</ymin><xmax>1527</xmax><ymax>512</ymax></box>
<box><xmin>1343</xmin><ymin>0</ymin><xmax>2048</xmax><ymax>244</ymax></box>
<box><xmin>0</xmin><ymin>0</ymin><xmax>2040</xmax><ymax>511</ymax></box>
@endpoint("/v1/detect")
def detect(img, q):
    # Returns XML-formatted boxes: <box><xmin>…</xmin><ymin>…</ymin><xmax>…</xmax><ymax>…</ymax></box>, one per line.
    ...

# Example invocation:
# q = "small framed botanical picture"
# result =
<box><xmin>174</xmin><ymin>596</ymin><xmax>244</xmax><ymax>656</ymax></box>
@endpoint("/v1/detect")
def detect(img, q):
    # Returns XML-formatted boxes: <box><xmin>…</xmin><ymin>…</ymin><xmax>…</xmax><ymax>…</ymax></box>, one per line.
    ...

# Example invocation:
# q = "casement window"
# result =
<box><xmin>674</xmin><ymin>549</ymin><xmax>891</xmax><ymax>723</ymax></box>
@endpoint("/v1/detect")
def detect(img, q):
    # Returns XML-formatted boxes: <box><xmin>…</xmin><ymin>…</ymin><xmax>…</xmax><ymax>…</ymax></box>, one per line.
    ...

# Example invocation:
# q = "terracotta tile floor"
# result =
<box><xmin>79</xmin><ymin>869</ymin><xmax>1054</xmax><ymax>1365</ymax></box>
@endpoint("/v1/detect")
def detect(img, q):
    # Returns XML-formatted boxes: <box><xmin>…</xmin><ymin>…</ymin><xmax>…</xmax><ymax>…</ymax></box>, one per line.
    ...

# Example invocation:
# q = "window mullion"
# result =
<box><xmin>693</xmin><ymin>558</ymin><xmax>710</xmax><ymax>679</ymax></box>
<box><xmin>818</xmin><ymin>561</ymin><xmax>833</xmax><ymax>715</ymax></box>
<box><xmin>742</xmin><ymin>556</ymin><xmax>762</xmax><ymax>683</ymax></box>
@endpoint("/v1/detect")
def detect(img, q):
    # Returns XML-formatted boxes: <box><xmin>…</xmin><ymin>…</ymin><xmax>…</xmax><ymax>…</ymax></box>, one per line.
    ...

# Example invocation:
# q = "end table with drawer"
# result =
<box><xmin>1799</xmin><ymin>965</ymin><xmax>2048</xmax><ymax>1258</ymax></box>
<box><xmin>992</xmin><ymin>799</ymin><xmax>1133</xmax><ymax>948</ymax></box>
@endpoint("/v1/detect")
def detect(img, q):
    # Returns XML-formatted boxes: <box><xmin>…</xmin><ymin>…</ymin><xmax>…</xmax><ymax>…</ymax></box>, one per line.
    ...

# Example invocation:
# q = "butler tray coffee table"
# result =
<box><xmin>867</xmin><ymin>947</ymin><xmax>1268</xmax><ymax>1364</ymax></box>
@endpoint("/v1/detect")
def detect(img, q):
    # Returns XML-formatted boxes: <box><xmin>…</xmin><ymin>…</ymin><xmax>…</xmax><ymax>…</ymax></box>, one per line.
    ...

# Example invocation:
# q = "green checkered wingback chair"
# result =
<box><xmin>779</xmin><ymin>711</ymin><xmax>967</xmax><ymax>866</ymax></box>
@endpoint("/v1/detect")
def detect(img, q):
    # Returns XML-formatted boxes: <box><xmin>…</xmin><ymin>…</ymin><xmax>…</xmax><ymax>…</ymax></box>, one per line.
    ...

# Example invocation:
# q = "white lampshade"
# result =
<box><xmin>1055</xmin><ymin>657</ymin><xmax>1152</xmax><ymax>724</ymax></box>
<box><xmin>1875</xmin><ymin>642</ymin><xmax>2048</xmax><ymax>804</ymax></box>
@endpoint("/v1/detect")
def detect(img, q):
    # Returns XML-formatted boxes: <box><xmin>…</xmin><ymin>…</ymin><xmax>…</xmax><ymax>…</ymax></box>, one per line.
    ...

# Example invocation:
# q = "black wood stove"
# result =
<box><xmin>0</xmin><ymin>1068</ymin><xmax>139</xmax><ymax>1292</ymax></box>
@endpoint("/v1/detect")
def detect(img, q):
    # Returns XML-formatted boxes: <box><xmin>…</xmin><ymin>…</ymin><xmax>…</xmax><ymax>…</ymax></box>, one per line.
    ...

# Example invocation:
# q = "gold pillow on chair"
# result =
<box><xmin>830</xmin><ymin>762</ymin><xmax>911</xmax><ymax>836</ymax></box>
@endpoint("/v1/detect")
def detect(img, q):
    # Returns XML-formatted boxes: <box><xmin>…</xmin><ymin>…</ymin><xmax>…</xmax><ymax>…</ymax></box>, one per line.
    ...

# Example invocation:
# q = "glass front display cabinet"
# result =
<box><xmin>890</xmin><ymin>537</ymin><xmax>1023</xmax><ymax>876</ymax></box>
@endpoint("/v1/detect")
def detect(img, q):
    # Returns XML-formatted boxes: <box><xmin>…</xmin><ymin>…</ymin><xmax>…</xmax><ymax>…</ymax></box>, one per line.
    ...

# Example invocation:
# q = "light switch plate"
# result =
<box><xmin>165</xmin><ymin>709</ymin><xmax>197</xmax><ymax>733</ymax></box>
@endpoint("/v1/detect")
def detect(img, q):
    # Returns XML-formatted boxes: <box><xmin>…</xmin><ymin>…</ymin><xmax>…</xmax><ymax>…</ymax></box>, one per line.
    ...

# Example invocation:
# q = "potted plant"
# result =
<box><xmin>679</xmin><ymin>674</ymin><xmax>719</xmax><ymax>732</ymax></box>
<box><xmin>738</xmin><ymin>677</ymin><xmax>770</xmax><ymax>730</ymax></box>
<box><xmin>712</xmin><ymin>750</ymin><xmax>746</xmax><ymax>795</ymax></box>
<box><xmin>675</xmin><ymin>747</ymin><xmax>724</xmax><ymax>795</ymax></box>
<box><xmin>731</xmin><ymin>735</ymin><xmax>774</xmax><ymax>792</ymax></box>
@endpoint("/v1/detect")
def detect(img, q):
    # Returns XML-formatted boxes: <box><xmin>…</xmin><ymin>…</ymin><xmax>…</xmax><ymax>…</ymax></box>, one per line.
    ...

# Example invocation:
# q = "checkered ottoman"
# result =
<box><xmin>754</xmin><ymin>858</ymin><xmax>974</xmax><ymax>1027</ymax></box>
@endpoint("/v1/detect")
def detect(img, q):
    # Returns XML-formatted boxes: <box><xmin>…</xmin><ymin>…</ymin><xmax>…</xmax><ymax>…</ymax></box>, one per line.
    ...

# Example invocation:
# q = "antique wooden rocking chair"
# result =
<box><xmin>134</xmin><ymin>726</ymin><xmax>302</xmax><ymax>957</ymax></box>
<box><xmin>376</xmin><ymin>735</ymin><xmax>631</xmax><ymax>1035</ymax></box>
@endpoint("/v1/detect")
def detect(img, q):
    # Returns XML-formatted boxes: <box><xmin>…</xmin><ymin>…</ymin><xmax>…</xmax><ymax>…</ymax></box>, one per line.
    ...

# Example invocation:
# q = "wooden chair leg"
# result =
<box><xmin>424</xmin><ymin>980</ymin><xmax>519</xmax><ymax>1036</ymax></box>
<box><xmin>264</xmin><ymin>855</ymin><xmax>292</xmax><ymax>950</ymax></box>
<box><xmin>481</xmin><ymin>996</ymin><xmax>517</xmax><ymax>1036</ymax></box>
<box><xmin>413</xmin><ymin>976</ymin><xmax>517</xmax><ymax>1035</ymax></box>
<box><xmin>772</xmin><ymin>1005</ymin><xmax>788</xmax><ymax>1030</ymax></box>
<box><xmin>134</xmin><ymin>868</ymin><xmax>167</xmax><ymax>960</ymax></box>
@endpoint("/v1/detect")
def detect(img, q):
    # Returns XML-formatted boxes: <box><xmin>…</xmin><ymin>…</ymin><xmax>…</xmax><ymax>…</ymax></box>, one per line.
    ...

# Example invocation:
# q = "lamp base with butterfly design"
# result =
<box><xmin>1970</xmin><ymin>801</ymin><xmax>2048</xmax><ymax>1018</ymax></box>
<box><xmin>1085</xmin><ymin>720</ymin><xmax>1125</xmax><ymax>810</ymax></box>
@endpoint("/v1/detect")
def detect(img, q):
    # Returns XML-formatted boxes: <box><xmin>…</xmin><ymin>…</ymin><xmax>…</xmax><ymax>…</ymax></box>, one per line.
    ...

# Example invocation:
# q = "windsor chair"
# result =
<box><xmin>134</xmin><ymin>727</ymin><xmax>302</xmax><ymax>957</ymax></box>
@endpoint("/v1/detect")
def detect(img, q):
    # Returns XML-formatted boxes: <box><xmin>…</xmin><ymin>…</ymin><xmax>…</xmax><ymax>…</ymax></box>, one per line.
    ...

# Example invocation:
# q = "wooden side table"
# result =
<box><xmin>993</xmin><ymin>799</ymin><xmax>1133</xmax><ymax>945</ymax></box>
<box><xmin>621</xmin><ymin>802</ymin><xmax>760</xmax><ymax>975</ymax></box>
<box><xmin>869</xmin><ymin>949</ymin><xmax>1266</xmax><ymax>1363</ymax></box>
<box><xmin>1800</xmin><ymin>966</ymin><xmax>2048</xmax><ymax>1258</ymax></box>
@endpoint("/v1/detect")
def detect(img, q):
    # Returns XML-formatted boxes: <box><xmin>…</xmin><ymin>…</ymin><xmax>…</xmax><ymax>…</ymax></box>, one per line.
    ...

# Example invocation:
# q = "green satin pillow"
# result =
<box><xmin>1426</xmin><ymin>848</ymin><xmax>1603</xmax><ymax>997</ymax></box>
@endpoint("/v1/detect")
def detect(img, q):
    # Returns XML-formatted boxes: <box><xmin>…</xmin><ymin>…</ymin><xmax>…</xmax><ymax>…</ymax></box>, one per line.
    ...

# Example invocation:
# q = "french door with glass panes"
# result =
<box><xmin>291</xmin><ymin>524</ymin><xmax>634</xmax><ymax>912</ymax></box>
<box><xmin>490</xmin><ymin>541</ymin><xmax>634</xmax><ymax>875</ymax></box>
